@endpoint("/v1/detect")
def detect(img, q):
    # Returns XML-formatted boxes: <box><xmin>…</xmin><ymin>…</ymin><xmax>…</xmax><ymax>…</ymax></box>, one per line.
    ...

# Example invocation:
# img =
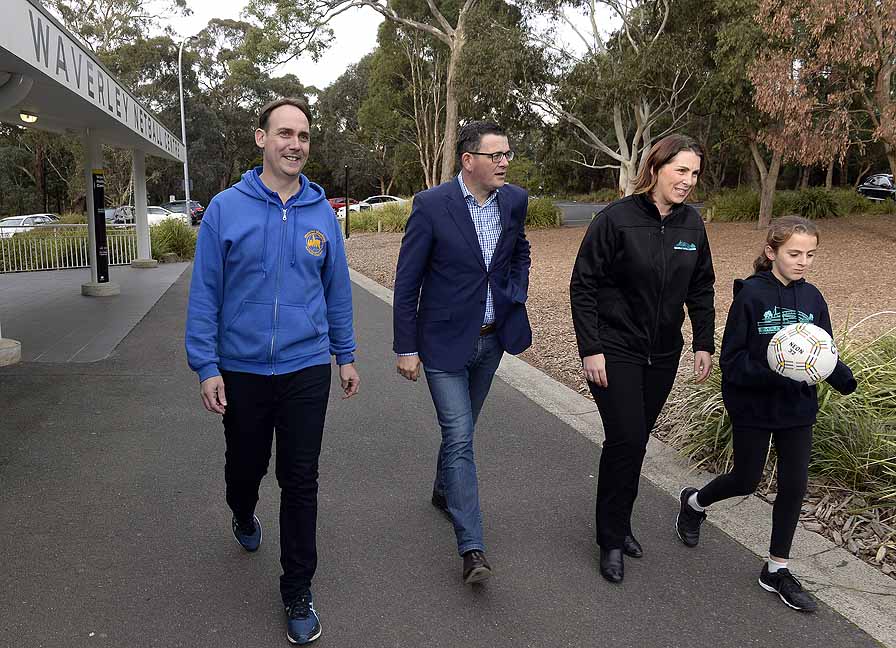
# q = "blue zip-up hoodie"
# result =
<box><xmin>720</xmin><ymin>271</ymin><xmax>856</xmax><ymax>429</ymax></box>
<box><xmin>185</xmin><ymin>167</ymin><xmax>355</xmax><ymax>382</ymax></box>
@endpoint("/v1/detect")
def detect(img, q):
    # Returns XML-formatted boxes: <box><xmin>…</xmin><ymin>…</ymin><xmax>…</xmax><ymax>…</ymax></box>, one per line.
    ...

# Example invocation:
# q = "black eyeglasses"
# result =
<box><xmin>466</xmin><ymin>150</ymin><xmax>515</xmax><ymax>163</ymax></box>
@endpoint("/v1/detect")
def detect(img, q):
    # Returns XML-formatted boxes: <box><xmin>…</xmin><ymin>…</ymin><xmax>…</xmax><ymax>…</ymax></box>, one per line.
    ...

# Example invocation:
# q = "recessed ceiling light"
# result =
<box><xmin>19</xmin><ymin>111</ymin><xmax>38</xmax><ymax>124</ymax></box>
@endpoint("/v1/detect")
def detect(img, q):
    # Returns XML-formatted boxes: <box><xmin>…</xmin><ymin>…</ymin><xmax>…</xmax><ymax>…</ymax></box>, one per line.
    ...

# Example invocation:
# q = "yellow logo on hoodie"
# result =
<box><xmin>304</xmin><ymin>230</ymin><xmax>326</xmax><ymax>256</ymax></box>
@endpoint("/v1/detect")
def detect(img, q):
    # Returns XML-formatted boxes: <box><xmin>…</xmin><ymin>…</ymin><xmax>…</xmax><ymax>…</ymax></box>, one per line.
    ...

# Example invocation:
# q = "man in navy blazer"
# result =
<box><xmin>393</xmin><ymin>121</ymin><xmax>532</xmax><ymax>584</ymax></box>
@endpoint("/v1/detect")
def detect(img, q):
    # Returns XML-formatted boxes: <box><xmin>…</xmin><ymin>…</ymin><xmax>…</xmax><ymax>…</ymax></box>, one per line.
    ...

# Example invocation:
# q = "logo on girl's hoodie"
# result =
<box><xmin>757</xmin><ymin>306</ymin><xmax>814</xmax><ymax>334</ymax></box>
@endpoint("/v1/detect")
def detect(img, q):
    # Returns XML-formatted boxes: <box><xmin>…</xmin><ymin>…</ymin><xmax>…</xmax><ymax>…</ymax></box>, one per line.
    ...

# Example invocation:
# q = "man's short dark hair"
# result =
<box><xmin>456</xmin><ymin>121</ymin><xmax>506</xmax><ymax>163</ymax></box>
<box><xmin>258</xmin><ymin>97</ymin><xmax>312</xmax><ymax>131</ymax></box>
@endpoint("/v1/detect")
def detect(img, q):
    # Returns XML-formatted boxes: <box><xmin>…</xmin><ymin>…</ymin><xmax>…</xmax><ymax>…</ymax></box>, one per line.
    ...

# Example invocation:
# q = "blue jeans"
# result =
<box><xmin>425</xmin><ymin>333</ymin><xmax>504</xmax><ymax>555</ymax></box>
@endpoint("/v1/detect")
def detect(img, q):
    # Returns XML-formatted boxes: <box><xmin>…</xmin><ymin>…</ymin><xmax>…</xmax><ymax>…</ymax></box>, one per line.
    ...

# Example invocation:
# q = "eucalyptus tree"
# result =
<box><xmin>533</xmin><ymin>0</ymin><xmax>710</xmax><ymax>195</ymax></box>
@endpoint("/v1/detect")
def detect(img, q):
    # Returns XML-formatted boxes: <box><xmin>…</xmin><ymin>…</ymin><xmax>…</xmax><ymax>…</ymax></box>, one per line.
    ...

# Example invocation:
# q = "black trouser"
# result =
<box><xmin>221</xmin><ymin>364</ymin><xmax>331</xmax><ymax>606</ymax></box>
<box><xmin>588</xmin><ymin>359</ymin><xmax>678</xmax><ymax>549</ymax></box>
<box><xmin>697</xmin><ymin>425</ymin><xmax>812</xmax><ymax>559</ymax></box>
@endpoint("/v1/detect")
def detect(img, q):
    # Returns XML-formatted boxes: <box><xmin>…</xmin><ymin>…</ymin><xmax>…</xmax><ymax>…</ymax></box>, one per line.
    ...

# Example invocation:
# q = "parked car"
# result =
<box><xmin>327</xmin><ymin>197</ymin><xmax>359</xmax><ymax>213</ymax></box>
<box><xmin>857</xmin><ymin>173</ymin><xmax>896</xmax><ymax>201</ymax></box>
<box><xmin>360</xmin><ymin>195</ymin><xmax>407</xmax><ymax>210</ymax></box>
<box><xmin>0</xmin><ymin>213</ymin><xmax>58</xmax><ymax>238</ymax></box>
<box><xmin>1</xmin><ymin>216</ymin><xmax>33</xmax><ymax>238</ymax></box>
<box><xmin>27</xmin><ymin>212</ymin><xmax>60</xmax><ymax>222</ymax></box>
<box><xmin>336</xmin><ymin>195</ymin><xmax>409</xmax><ymax>218</ymax></box>
<box><xmin>162</xmin><ymin>200</ymin><xmax>205</xmax><ymax>225</ymax></box>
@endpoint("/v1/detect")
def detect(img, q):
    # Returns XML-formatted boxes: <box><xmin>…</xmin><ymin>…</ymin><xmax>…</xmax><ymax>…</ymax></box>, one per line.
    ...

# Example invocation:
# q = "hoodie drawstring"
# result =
<box><xmin>776</xmin><ymin>280</ymin><xmax>802</xmax><ymax>329</ymax></box>
<box><xmin>290</xmin><ymin>205</ymin><xmax>298</xmax><ymax>266</ymax></box>
<box><xmin>260</xmin><ymin>196</ymin><xmax>272</xmax><ymax>277</ymax></box>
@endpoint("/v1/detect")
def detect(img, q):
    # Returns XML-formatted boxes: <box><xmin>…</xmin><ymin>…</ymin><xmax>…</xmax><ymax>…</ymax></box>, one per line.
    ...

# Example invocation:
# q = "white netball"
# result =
<box><xmin>766</xmin><ymin>323</ymin><xmax>838</xmax><ymax>385</ymax></box>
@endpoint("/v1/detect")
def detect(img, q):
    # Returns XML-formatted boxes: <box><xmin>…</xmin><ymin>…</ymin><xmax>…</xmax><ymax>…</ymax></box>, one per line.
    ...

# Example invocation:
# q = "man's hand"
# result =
<box><xmin>694</xmin><ymin>350</ymin><xmax>712</xmax><ymax>383</ymax></box>
<box><xmin>397</xmin><ymin>354</ymin><xmax>421</xmax><ymax>381</ymax></box>
<box><xmin>340</xmin><ymin>363</ymin><xmax>360</xmax><ymax>399</ymax></box>
<box><xmin>200</xmin><ymin>375</ymin><xmax>227</xmax><ymax>414</ymax></box>
<box><xmin>582</xmin><ymin>353</ymin><xmax>608</xmax><ymax>388</ymax></box>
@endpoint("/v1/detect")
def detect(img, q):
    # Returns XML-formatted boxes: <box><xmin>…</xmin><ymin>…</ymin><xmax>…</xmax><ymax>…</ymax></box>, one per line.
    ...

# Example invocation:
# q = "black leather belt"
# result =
<box><xmin>480</xmin><ymin>323</ymin><xmax>496</xmax><ymax>336</ymax></box>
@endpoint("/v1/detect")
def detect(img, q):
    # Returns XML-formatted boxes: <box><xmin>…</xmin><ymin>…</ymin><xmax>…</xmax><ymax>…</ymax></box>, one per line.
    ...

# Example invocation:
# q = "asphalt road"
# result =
<box><xmin>0</xmin><ymin>271</ymin><xmax>876</xmax><ymax>647</ymax></box>
<box><xmin>556</xmin><ymin>201</ymin><xmax>705</xmax><ymax>227</ymax></box>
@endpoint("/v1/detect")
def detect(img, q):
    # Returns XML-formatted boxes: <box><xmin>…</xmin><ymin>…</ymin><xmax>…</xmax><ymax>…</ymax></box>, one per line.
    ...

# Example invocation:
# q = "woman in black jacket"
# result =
<box><xmin>570</xmin><ymin>134</ymin><xmax>716</xmax><ymax>583</ymax></box>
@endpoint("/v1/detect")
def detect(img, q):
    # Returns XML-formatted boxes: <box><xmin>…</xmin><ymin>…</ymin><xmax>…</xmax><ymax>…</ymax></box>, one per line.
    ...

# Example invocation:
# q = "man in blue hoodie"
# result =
<box><xmin>185</xmin><ymin>97</ymin><xmax>359</xmax><ymax>645</ymax></box>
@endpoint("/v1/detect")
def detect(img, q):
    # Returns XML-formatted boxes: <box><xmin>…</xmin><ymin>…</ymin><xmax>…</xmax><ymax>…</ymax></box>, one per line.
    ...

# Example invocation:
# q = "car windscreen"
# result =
<box><xmin>1</xmin><ymin>218</ymin><xmax>25</xmax><ymax>225</ymax></box>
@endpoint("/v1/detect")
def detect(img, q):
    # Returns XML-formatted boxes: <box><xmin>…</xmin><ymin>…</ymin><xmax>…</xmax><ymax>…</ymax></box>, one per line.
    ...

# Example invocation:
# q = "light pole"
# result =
<box><xmin>178</xmin><ymin>35</ymin><xmax>198</xmax><ymax>209</ymax></box>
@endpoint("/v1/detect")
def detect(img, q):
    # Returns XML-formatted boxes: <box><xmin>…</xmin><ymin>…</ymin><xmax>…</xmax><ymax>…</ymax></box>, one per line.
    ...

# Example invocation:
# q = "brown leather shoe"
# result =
<box><xmin>462</xmin><ymin>550</ymin><xmax>492</xmax><ymax>584</ymax></box>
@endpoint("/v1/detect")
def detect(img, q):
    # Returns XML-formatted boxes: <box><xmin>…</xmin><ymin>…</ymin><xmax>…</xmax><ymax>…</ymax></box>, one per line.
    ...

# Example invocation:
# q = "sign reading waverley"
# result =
<box><xmin>3</xmin><ymin>0</ymin><xmax>184</xmax><ymax>162</ymax></box>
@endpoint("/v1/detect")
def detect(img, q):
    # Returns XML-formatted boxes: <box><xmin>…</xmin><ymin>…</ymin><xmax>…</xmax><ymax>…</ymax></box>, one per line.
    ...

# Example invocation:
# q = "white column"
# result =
<box><xmin>81</xmin><ymin>130</ymin><xmax>120</xmax><ymax>296</ymax></box>
<box><xmin>131</xmin><ymin>149</ymin><xmax>157</xmax><ymax>268</ymax></box>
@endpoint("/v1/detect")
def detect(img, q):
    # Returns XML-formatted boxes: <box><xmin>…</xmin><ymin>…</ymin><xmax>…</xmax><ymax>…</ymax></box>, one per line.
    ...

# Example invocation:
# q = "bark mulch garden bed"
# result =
<box><xmin>344</xmin><ymin>214</ymin><xmax>896</xmax><ymax>577</ymax></box>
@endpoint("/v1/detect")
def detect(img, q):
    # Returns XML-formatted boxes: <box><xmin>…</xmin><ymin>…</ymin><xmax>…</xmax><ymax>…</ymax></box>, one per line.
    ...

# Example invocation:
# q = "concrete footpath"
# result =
<box><xmin>0</xmin><ymin>266</ymin><xmax>891</xmax><ymax>647</ymax></box>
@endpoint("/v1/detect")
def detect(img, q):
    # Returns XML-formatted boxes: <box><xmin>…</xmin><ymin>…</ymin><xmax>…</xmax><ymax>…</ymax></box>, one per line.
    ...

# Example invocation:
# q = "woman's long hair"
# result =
<box><xmin>753</xmin><ymin>216</ymin><xmax>820</xmax><ymax>273</ymax></box>
<box><xmin>631</xmin><ymin>135</ymin><xmax>705</xmax><ymax>196</ymax></box>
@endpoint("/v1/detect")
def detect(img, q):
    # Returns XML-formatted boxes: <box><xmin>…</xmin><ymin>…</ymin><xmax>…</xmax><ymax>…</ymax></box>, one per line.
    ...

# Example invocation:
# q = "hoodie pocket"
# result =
<box><xmin>277</xmin><ymin>303</ymin><xmax>325</xmax><ymax>360</ymax></box>
<box><xmin>221</xmin><ymin>300</ymin><xmax>273</xmax><ymax>360</ymax></box>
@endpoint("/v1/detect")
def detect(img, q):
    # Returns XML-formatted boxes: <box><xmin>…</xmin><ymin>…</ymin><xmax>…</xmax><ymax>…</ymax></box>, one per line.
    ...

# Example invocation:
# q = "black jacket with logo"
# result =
<box><xmin>720</xmin><ymin>271</ymin><xmax>857</xmax><ymax>429</ymax></box>
<box><xmin>570</xmin><ymin>194</ymin><xmax>716</xmax><ymax>366</ymax></box>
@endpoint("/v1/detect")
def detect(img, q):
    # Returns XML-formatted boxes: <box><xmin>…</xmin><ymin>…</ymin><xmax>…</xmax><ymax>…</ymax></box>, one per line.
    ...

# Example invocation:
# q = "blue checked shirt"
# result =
<box><xmin>457</xmin><ymin>173</ymin><xmax>502</xmax><ymax>325</ymax></box>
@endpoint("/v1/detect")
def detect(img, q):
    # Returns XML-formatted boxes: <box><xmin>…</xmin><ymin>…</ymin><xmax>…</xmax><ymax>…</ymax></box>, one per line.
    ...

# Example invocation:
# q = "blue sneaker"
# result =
<box><xmin>231</xmin><ymin>514</ymin><xmax>262</xmax><ymax>552</ymax></box>
<box><xmin>286</xmin><ymin>591</ymin><xmax>321</xmax><ymax>645</ymax></box>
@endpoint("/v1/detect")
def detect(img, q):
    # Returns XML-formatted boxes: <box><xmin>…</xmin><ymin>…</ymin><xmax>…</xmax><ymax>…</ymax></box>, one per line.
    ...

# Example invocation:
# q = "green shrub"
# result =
<box><xmin>704</xmin><ymin>188</ymin><xmax>761</xmax><ymax>222</ymax></box>
<box><xmin>705</xmin><ymin>188</ymin><xmax>850</xmax><ymax>222</ymax></box>
<box><xmin>865</xmin><ymin>199</ymin><xmax>896</xmax><ymax>216</ymax></box>
<box><xmin>150</xmin><ymin>218</ymin><xmax>197</xmax><ymax>260</ymax></box>
<box><xmin>526</xmin><ymin>197</ymin><xmax>561</xmax><ymax>228</ymax></box>
<box><xmin>791</xmin><ymin>188</ymin><xmax>841</xmax><ymax>219</ymax></box>
<box><xmin>659</xmin><ymin>317</ymin><xmax>896</xmax><ymax>506</ymax></box>
<box><xmin>347</xmin><ymin>201</ymin><xmax>412</xmax><ymax>233</ymax></box>
<box><xmin>828</xmin><ymin>189</ymin><xmax>896</xmax><ymax>216</ymax></box>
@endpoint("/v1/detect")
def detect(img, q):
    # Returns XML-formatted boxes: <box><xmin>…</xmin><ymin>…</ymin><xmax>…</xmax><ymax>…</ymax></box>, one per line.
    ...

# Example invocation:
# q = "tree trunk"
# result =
<box><xmin>760</xmin><ymin>152</ymin><xmax>782</xmax><ymax>228</ymax></box>
<box><xmin>887</xmin><ymin>149</ymin><xmax>896</xmax><ymax>180</ymax></box>
<box><xmin>439</xmin><ymin>33</ymin><xmax>464</xmax><ymax>184</ymax></box>
<box><xmin>825</xmin><ymin>158</ymin><xmax>834</xmax><ymax>190</ymax></box>
<box><xmin>619</xmin><ymin>159</ymin><xmax>638</xmax><ymax>196</ymax></box>
<box><xmin>750</xmin><ymin>139</ymin><xmax>783</xmax><ymax>229</ymax></box>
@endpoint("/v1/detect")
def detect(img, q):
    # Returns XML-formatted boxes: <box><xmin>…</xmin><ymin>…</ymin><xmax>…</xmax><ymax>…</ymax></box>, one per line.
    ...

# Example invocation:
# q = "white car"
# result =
<box><xmin>147</xmin><ymin>206</ymin><xmax>189</xmax><ymax>226</ymax></box>
<box><xmin>0</xmin><ymin>214</ymin><xmax>56</xmax><ymax>238</ymax></box>
<box><xmin>337</xmin><ymin>195</ymin><xmax>408</xmax><ymax>218</ymax></box>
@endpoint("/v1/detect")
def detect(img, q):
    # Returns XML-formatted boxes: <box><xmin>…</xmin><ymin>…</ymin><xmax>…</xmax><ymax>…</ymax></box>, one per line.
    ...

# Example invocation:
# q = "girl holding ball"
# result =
<box><xmin>676</xmin><ymin>215</ymin><xmax>856</xmax><ymax>612</ymax></box>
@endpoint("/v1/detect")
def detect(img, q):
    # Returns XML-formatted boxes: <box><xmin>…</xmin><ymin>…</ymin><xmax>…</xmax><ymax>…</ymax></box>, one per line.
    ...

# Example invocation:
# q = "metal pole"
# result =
<box><xmin>178</xmin><ymin>37</ymin><xmax>193</xmax><ymax>210</ymax></box>
<box><xmin>344</xmin><ymin>164</ymin><xmax>350</xmax><ymax>239</ymax></box>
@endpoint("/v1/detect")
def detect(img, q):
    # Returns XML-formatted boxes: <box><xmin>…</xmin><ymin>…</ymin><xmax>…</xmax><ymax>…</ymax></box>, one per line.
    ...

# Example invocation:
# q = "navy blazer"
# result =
<box><xmin>393</xmin><ymin>178</ymin><xmax>533</xmax><ymax>372</ymax></box>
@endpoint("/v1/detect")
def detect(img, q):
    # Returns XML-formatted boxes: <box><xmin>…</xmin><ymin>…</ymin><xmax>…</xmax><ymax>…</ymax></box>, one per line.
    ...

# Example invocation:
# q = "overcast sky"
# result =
<box><xmin>168</xmin><ymin>0</ymin><xmax>384</xmax><ymax>90</ymax></box>
<box><xmin>167</xmin><ymin>0</ymin><xmax>609</xmax><ymax>91</ymax></box>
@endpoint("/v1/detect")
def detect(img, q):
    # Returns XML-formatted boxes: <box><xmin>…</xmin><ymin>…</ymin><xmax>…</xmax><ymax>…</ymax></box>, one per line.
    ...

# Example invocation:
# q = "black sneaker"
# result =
<box><xmin>676</xmin><ymin>487</ymin><xmax>706</xmax><ymax>547</ymax></box>
<box><xmin>286</xmin><ymin>591</ymin><xmax>322</xmax><ymax>644</ymax></box>
<box><xmin>231</xmin><ymin>514</ymin><xmax>262</xmax><ymax>552</ymax></box>
<box><xmin>759</xmin><ymin>565</ymin><xmax>818</xmax><ymax>612</ymax></box>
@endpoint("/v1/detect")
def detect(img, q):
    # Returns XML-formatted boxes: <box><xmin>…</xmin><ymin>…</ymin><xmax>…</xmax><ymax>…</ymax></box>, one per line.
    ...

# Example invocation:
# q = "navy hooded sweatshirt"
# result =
<box><xmin>719</xmin><ymin>271</ymin><xmax>856</xmax><ymax>429</ymax></box>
